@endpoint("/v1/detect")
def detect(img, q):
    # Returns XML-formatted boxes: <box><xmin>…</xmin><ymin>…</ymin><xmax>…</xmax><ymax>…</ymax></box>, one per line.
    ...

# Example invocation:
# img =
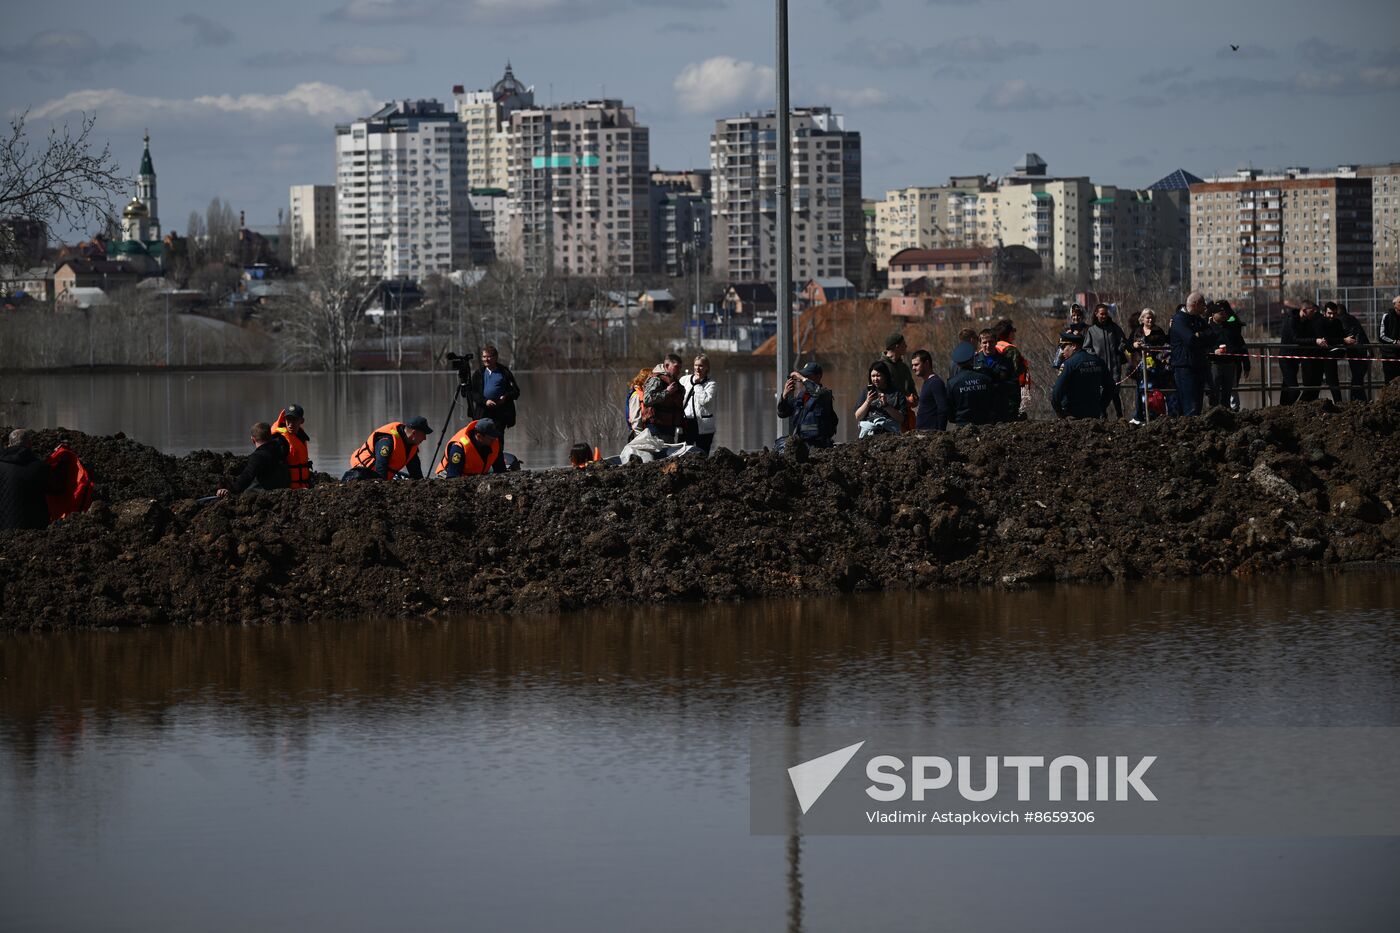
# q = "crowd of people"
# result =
<box><xmin>4</xmin><ymin>295</ymin><xmax>1398</xmax><ymax>525</ymax></box>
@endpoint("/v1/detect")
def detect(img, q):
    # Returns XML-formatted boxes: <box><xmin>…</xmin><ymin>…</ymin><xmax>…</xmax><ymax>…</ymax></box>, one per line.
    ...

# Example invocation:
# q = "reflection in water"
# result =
<box><xmin>2</xmin><ymin>573</ymin><xmax>1399</xmax><ymax>931</ymax></box>
<box><xmin>7</xmin><ymin>363</ymin><xmax>891</xmax><ymax>469</ymax></box>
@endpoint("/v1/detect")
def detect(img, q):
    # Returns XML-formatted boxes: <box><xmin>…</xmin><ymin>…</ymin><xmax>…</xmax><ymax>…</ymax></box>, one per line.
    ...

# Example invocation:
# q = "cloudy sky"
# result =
<box><xmin>4</xmin><ymin>0</ymin><xmax>1398</xmax><ymax>239</ymax></box>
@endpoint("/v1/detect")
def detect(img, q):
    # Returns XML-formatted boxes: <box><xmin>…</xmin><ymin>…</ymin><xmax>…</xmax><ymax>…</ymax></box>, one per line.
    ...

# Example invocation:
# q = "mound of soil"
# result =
<box><xmin>4</xmin><ymin>388</ymin><xmax>1400</xmax><ymax>630</ymax></box>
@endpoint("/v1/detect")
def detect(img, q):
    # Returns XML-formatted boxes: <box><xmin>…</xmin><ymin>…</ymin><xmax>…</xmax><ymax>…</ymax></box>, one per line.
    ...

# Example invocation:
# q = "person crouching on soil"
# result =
<box><xmin>344</xmin><ymin>416</ymin><xmax>432</xmax><ymax>481</ymax></box>
<box><xmin>218</xmin><ymin>422</ymin><xmax>291</xmax><ymax>497</ymax></box>
<box><xmin>854</xmin><ymin>360</ymin><xmax>906</xmax><ymax>437</ymax></box>
<box><xmin>437</xmin><ymin>418</ymin><xmax>503</xmax><ymax>477</ymax></box>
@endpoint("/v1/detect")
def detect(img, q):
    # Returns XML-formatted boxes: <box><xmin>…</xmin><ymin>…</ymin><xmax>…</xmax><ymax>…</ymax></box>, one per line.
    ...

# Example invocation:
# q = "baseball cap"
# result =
<box><xmin>885</xmin><ymin>332</ymin><xmax>907</xmax><ymax>350</ymax></box>
<box><xmin>472</xmin><ymin>418</ymin><xmax>502</xmax><ymax>438</ymax></box>
<box><xmin>405</xmin><ymin>416</ymin><xmax>433</xmax><ymax>434</ymax></box>
<box><xmin>951</xmin><ymin>342</ymin><xmax>976</xmax><ymax>365</ymax></box>
<box><xmin>284</xmin><ymin>403</ymin><xmax>305</xmax><ymax>420</ymax></box>
<box><xmin>798</xmin><ymin>361</ymin><xmax>823</xmax><ymax>378</ymax></box>
<box><xmin>1059</xmin><ymin>329</ymin><xmax>1085</xmax><ymax>345</ymax></box>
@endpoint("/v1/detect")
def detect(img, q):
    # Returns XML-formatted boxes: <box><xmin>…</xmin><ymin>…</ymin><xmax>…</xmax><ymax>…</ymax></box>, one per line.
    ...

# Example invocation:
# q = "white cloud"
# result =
<box><xmin>931</xmin><ymin>36</ymin><xmax>1039</xmax><ymax>62</ymax></box>
<box><xmin>29</xmin><ymin>83</ymin><xmax>380</xmax><ymax>123</ymax></box>
<box><xmin>1292</xmin><ymin>71</ymin><xmax>1345</xmax><ymax>93</ymax></box>
<box><xmin>673</xmin><ymin>57</ymin><xmax>774</xmax><ymax>114</ymax></box>
<box><xmin>827</xmin><ymin>87</ymin><xmax>892</xmax><ymax>109</ymax></box>
<box><xmin>1360</xmin><ymin>66</ymin><xmax>1400</xmax><ymax>88</ymax></box>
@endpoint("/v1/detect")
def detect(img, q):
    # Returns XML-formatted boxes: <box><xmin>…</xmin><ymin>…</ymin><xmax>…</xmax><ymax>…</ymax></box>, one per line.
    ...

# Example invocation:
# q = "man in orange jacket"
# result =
<box><xmin>271</xmin><ymin>403</ymin><xmax>313</xmax><ymax>489</ymax></box>
<box><xmin>345</xmin><ymin>416</ymin><xmax>432</xmax><ymax>481</ymax></box>
<box><xmin>438</xmin><ymin>418</ymin><xmax>503</xmax><ymax>477</ymax></box>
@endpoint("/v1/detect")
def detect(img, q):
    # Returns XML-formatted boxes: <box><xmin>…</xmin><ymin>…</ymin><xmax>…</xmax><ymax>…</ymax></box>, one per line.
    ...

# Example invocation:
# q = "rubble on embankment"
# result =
<box><xmin>4</xmin><ymin>387</ymin><xmax>1400</xmax><ymax>630</ymax></box>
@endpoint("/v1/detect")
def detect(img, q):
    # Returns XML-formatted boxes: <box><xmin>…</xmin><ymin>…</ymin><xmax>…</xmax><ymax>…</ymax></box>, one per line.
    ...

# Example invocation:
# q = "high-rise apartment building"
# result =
<box><xmin>873</xmin><ymin>176</ymin><xmax>992</xmax><ymax>269</ymax></box>
<box><xmin>649</xmin><ymin>169</ymin><xmax>711</xmax><ymax>277</ymax></box>
<box><xmin>288</xmin><ymin>184</ymin><xmax>336</xmax><ymax>265</ymax></box>
<box><xmin>334</xmin><ymin>100</ymin><xmax>471</xmax><ymax>281</ymax></box>
<box><xmin>709</xmin><ymin>107</ymin><xmax>863</xmax><ymax>283</ymax></box>
<box><xmin>1190</xmin><ymin>167</ymin><xmax>1376</xmax><ymax>295</ymax></box>
<box><xmin>1359</xmin><ymin>163</ymin><xmax>1400</xmax><ymax>288</ymax></box>
<box><xmin>453</xmin><ymin>63</ymin><xmax>534</xmax><ymax>193</ymax></box>
<box><xmin>506</xmin><ymin>99</ymin><xmax>651</xmax><ymax>275</ymax></box>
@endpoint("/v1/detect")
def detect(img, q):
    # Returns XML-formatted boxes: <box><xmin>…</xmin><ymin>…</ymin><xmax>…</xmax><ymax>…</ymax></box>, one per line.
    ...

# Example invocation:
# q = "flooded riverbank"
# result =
<box><xmin>3</xmin><ymin>574</ymin><xmax>1398</xmax><ymax>931</ymax></box>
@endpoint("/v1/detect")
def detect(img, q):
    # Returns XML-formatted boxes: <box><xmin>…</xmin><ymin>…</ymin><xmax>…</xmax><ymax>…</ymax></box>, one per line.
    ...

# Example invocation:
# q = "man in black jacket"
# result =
<box><xmin>1381</xmin><ymin>295</ymin><xmax>1400</xmax><ymax>385</ymax></box>
<box><xmin>0</xmin><ymin>429</ymin><xmax>54</xmax><ymax>530</ymax></box>
<box><xmin>217</xmin><ymin>422</ymin><xmax>290</xmax><ymax>497</ymax></box>
<box><xmin>1206</xmin><ymin>300</ymin><xmax>1249</xmax><ymax>410</ymax></box>
<box><xmin>1303</xmin><ymin>303</ymin><xmax>1346</xmax><ymax>403</ymax></box>
<box><xmin>1337</xmin><ymin>303</ymin><xmax>1371</xmax><ymax>402</ymax></box>
<box><xmin>1278</xmin><ymin>303</ymin><xmax>1304</xmax><ymax>405</ymax></box>
<box><xmin>466</xmin><ymin>345</ymin><xmax>521</xmax><ymax>474</ymax></box>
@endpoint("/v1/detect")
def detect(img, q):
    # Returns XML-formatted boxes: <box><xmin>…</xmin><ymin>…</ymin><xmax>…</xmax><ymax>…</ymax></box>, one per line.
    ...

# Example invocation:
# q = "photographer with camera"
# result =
<box><xmin>777</xmin><ymin>361</ymin><xmax>837</xmax><ymax>450</ymax></box>
<box><xmin>463</xmin><ymin>345</ymin><xmax>520</xmax><ymax>473</ymax></box>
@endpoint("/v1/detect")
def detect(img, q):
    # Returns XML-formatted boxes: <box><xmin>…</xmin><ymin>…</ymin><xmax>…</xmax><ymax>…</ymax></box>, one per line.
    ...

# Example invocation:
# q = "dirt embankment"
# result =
<box><xmin>4</xmin><ymin>389</ymin><xmax>1400</xmax><ymax>630</ymax></box>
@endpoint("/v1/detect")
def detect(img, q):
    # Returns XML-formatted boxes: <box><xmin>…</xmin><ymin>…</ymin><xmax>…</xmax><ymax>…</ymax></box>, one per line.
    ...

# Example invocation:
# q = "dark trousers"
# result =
<box><xmin>1208</xmin><ymin>362</ymin><xmax>1238</xmax><ymax>408</ymax></box>
<box><xmin>1279</xmin><ymin>359</ymin><xmax>1300</xmax><ymax>405</ymax></box>
<box><xmin>1348</xmin><ymin>357</ymin><xmax>1370</xmax><ymax>402</ymax></box>
<box><xmin>1174</xmin><ymin>367</ymin><xmax>1204</xmax><ymax>416</ymax></box>
<box><xmin>1384</xmin><ymin>357</ymin><xmax>1400</xmax><ymax>385</ymax></box>
<box><xmin>492</xmin><ymin>428</ymin><xmax>508</xmax><ymax>472</ymax></box>
<box><xmin>1300</xmin><ymin>359</ymin><xmax>1342</xmax><ymax>403</ymax></box>
<box><xmin>1103</xmin><ymin>380</ymin><xmax>1123</xmax><ymax>418</ymax></box>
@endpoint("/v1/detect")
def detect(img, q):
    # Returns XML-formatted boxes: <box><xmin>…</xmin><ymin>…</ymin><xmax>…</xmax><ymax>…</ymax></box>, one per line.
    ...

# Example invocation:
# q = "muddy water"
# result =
<box><xmin>2</xmin><ymin>366</ymin><xmax>862</xmax><ymax>470</ymax></box>
<box><xmin>3</xmin><ymin>573</ymin><xmax>1399</xmax><ymax>931</ymax></box>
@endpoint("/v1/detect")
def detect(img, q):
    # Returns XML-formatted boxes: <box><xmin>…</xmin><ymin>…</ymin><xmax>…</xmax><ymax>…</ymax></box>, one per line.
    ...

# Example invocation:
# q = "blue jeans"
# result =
<box><xmin>1174</xmin><ymin>367</ymin><xmax>1204</xmax><ymax>416</ymax></box>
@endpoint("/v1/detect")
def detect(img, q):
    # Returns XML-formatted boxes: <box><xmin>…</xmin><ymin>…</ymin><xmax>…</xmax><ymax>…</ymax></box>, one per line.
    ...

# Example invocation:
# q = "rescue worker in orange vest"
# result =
<box><xmin>437</xmin><ymin>418</ymin><xmax>503</xmax><ymax>477</ymax></box>
<box><xmin>993</xmin><ymin>317</ymin><xmax>1031</xmax><ymax>421</ymax></box>
<box><xmin>271</xmin><ymin>403</ymin><xmax>313</xmax><ymax>489</ymax></box>
<box><xmin>344</xmin><ymin>416</ymin><xmax>432</xmax><ymax>481</ymax></box>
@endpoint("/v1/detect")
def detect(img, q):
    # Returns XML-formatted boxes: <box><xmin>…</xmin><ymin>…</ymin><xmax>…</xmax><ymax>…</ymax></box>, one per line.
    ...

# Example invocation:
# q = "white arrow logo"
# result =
<box><xmin>788</xmin><ymin>741</ymin><xmax>866</xmax><ymax>814</ymax></box>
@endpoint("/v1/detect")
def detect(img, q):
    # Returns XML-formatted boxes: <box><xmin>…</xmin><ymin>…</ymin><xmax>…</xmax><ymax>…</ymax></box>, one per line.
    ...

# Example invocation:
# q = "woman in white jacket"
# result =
<box><xmin>680</xmin><ymin>354</ymin><xmax>717</xmax><ymax>454</ymax></box>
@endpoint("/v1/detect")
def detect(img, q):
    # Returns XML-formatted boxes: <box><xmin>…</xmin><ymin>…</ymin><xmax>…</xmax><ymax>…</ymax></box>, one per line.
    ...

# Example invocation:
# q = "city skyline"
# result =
<box><xmin>3</xmin><ymin>0</ymin><xmax>1398</xmax><ymax>240</ymax></box>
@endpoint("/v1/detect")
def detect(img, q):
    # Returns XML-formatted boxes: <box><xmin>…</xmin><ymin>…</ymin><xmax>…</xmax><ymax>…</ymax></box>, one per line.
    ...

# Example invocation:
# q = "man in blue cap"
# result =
<box><xmin>946</xmin><ymin>342</ymin><xmax>999</xmax><ymax>427</ymax></box>
<box><xmin>1051</xmin><ymin>329</ymin><xmax>1115</xmax><ymax>419</ymax></box>
<box><xmin>777</xmin><ymin>361</ymin><xmax>838</xmax><ymax>448</ymax></box>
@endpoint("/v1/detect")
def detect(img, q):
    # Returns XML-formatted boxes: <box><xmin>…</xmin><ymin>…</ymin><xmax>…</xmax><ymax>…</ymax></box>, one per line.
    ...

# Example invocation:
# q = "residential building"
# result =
<box><xmin>468</xmin><ymin>188</ymin><xmax>509</xmax><ymax>265</ymax></box>
<box><xmin>872</xmin><ymin>176</ymin><xmax>993</xmax><ymax>269</ymax></box>
<box><xmin>506</xmin><ymin>99</ymin><xmax>651</xmax><ymax>275</ymax></box>
<box><xmin>721</xmin><ymin>282</ymin><xmax>777</xmax><ymax>317</ymax></box>
<box><xmin>649</xmin><ymin>169</ymin><xmax>711</xmax><ymax>277</ymax></box>
<box><xmin>799</xmin><ymin>277</ymin><xmax>856</xmax><ymax>307</ymax></box>
<box><xmin>886</xmin><ymin>245</ymin><xmax>1041</xmax><ymax>293</ymax></box>
<box><xmin>1190</xmin><ymin>166</ymin><xmax>1376</xmax><ymax>296</ymax></box>
<box><xmin>53</xmin><ymin>259</ymin><xmax>141</xmax><ymax>305</ymax></box>
<box><xmin>453</xmin><ymin>63</ymin><xmax>534</xmax><ymax>193</ymax></box>
<box><xmin>288</xmin><ymin>184</ymin><xmax>336</xmax><ymax>265</ymax></box>
<box><xmin>334</xmin><ymin>99</ymin><xmax>472</xmax><ymax>281</ymax></box>
<box><xmin>1360</xmin><ymin>162</ymin><xmax>1400</xmax><ymax>288</ymax></box>
<box><xmin>709</xmin><ymin>106</ymin><xmax>863</xmax><ymax>284</ymax></box>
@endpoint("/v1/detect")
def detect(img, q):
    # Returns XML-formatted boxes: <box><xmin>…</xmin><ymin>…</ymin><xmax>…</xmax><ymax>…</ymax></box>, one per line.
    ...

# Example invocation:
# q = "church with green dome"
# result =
<box><xmin>109</xmin><ymin>133</ymin><xmax>163</xmax><ymax>270</ymax></box>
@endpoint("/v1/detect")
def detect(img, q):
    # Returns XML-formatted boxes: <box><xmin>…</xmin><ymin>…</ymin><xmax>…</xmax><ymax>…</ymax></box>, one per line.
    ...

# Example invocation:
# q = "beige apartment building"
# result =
<box><xmin>1191</xmin><ymin>167</ymin><xmax>1375</xmax><ymax>296</ymax></box>
<box><xmin>506</xmin><ymin>99</ymin><xmax>651</xmax><ymax>275</ymax></box>
<box><xmin>452</xmin><ymin>64</ymin><xmax>534</xmax><ymax>193</ymax></box>
<box><xmin>709</xmin><ymin>107</ymin><xmax>863</xmax><ymax>283</ymax></box>
<box><xmin>872</xmin><ymin>176</ymin><xmax>991</xmax><ymax>269</ymax></box>
<box><xmin>1360</xmin><ymin>163</ymin><xmax>1400</xmax><ymax>289</ymax></box>
<box><xmin>288</xmin><ymin>184</ymin><xmax>336</xmax><ymax>265</ymax></box>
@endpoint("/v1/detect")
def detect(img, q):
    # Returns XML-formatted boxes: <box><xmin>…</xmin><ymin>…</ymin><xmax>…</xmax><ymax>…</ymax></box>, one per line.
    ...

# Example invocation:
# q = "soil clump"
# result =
<box><xmin>4</xmin><ymin>388</ymin><xmax>1400</xmax><ymax>630</ymax></box>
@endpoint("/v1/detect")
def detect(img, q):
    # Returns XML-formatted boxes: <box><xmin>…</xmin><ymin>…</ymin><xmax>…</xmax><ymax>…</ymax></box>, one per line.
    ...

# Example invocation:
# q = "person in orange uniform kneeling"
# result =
<box><xmin>438</xmin><ymin>418</ymin><xmax>503</xmax><ymax>477</ymax></box>
<box><xmin>345</xmin><ymin>416</ymin><xmax>432</xmax><ymax>481</ymax></box>
<box><xmin>271</xmin><ymin>403</ymin><xmax>313</xmax><ymax>489</ymax></box>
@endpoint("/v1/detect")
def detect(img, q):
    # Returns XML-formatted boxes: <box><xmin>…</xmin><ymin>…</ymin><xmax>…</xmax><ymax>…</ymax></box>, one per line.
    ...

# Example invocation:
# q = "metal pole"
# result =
<box><xmin>774</xmin><ymin>0</ymin><xmax>794</xmax><ymax>437</ymax></box>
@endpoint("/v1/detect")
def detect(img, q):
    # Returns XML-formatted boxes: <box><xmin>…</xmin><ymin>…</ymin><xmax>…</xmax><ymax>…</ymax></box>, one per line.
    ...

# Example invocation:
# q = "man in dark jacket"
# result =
<box><xmin>466</xmin><ymin>344</ymin><xmax>521</xmax><ymax>473</ymax></box>
<box><xmin>1381</xmin><ymin>295</ymin><xmax>1400</xmax><ymax>385</ymax></box>
<box><xmin>947</xmin><ymin>343</ymin><xmax>999</xmax><ymax>426</ymax></box>
<box><xmin>777</xmin><ymin>361</ymin><xmax>838</xmax><ymax>448</ymax></box>
<box><xmin>1302</xmin><ymin>303</ymin><xmax>1345</xmax><ymax>403</ymax></box>
<box><xmin>911</xmin><ymin>349</ymin><xmax>949</xmax><ymax>431</ymax></box>
<box><xmin>0</xmin><ymin>429</ymin><xmax>54</xmax><ymax>530</ymax></box>
<box><xmin>1051</xmin><ymin>330</ymin><xmax>1115</xmax><ymax>419</ymax></box>
<box><xmin>1085</xmin><ymin>303</ymin><xmax>1128</xmax><ymax>418</ymax></box>
<box><xmin>1170</xmin><ymin>292</ymin><xmax>1210</xmax><ymax>416</ymax></box>
<box><xmin>1337</xmin><ymin>303</ymin><xmax>1371</xmax><ymax>402</ymax></box>
<box><xmin>1206</xmin><ymin>300</ymin><xmax>1249</xmax><ymax>410</ymax></box>
<box><xmin>1278</xmin><ymin>303</ymin><xmax>1304</xmax><ymax>405</ymax></box>
<box><xmin>217</xmin><ymin>422</ymin><xmax>291</xmax><ymax>497</ymax></box>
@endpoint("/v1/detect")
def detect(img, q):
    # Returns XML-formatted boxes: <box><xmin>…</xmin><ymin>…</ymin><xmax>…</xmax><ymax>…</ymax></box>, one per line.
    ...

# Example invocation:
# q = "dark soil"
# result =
<box><xmin>4</xmin><ymin>388</ymin><xmax>1400</xmax><ymax>630</ymax></box>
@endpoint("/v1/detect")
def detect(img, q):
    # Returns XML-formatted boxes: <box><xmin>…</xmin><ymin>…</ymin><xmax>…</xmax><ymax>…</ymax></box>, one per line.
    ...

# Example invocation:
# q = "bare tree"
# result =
<box><xmin>273</xmin><ymin>243</ymin><xmax>371</xmax><ymax>372</ymax></box>
<box><xmin>0</xmin><ymin>110</ymin><xmax>125</xmax><ymax>264</ymax></box>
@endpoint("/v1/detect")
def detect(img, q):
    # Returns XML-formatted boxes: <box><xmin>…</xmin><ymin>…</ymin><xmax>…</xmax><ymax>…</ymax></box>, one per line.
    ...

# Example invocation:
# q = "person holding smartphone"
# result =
<box><xmin>854</xmin><ymin>360</ymin><xmax>906</xmax><ymax>438</ymax></box>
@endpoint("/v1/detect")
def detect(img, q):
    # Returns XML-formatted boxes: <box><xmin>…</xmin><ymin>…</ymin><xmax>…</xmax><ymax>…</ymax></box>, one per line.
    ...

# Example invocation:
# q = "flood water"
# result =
<box><xmin>1</xmin><ymin>366</ymin><xmax>858</xmax><ymax>470</ymax></box>
<box><xmin>3</xmin><ymin>572</ymin><xmax>1399</xmax><ymax>931</ymax></box>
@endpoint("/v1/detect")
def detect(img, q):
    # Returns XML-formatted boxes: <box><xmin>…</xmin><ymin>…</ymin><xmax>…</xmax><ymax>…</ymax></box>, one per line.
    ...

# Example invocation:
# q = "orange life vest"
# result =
<box><xmin>272</xmin><ymin>410</ymin><xmax>312</xmax><ymax>489</ymax></box>
<box><xmin>437</xmin><ymin>420</ymin><xmax>501</xmax><ymax>476</ymax></box>
<box><xmin>44</xmin><ymin>444</ymin><xmax>93</xmax><ymax>521</ymax></box>
<box><xmin>350</xmin><ymin>422</ymin><xmax>417</xmax><ymax>476</ymax></box>
<box><xmin>996</xmin><ymin>339</ymin><xmax>1030</xmax><ymax>386</ymax></box>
